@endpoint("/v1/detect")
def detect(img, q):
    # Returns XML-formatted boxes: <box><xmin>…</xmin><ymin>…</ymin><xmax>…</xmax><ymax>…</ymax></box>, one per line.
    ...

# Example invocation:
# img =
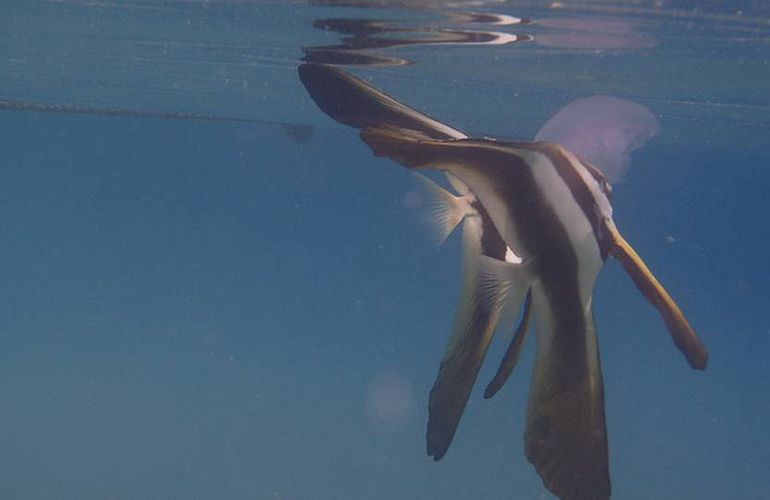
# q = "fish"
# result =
<box><xmin>298</xmin><ymin>63</ymin><xmax>708</xmax><ymax>500</ymax></box>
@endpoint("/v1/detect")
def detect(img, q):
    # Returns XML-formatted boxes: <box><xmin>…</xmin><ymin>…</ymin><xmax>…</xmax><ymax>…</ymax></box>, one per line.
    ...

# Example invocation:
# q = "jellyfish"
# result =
<box><xmin>535</xmin><ymin>95</ymin><xmax>661</xmax><ymax>183</ymax></box>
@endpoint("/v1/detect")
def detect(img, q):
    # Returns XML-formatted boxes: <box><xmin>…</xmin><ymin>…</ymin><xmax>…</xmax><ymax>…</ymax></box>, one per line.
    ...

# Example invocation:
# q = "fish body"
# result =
<box><xmin>364</xmin><ymin>130</ymin><xmax>613</xmax><ymax>498</ymax></box>
<box><xmin>298</xmin><ymin>63</ymin><xmax>707</xmax><ymax>500</ymax></box>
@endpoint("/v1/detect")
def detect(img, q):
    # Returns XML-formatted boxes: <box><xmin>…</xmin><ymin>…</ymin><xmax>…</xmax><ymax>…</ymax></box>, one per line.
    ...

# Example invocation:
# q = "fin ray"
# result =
<box><xmin>413</xmin><ymin>173</ymin><xmax>474</xmax><ymax>244</ymax></box>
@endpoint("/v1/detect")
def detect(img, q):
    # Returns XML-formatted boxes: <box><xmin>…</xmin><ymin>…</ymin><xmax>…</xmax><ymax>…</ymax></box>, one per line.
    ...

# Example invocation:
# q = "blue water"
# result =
<box><xmin>1</xmin><ymin>1</ymin><xmax>769</xmax><ymax>499</ymax></box>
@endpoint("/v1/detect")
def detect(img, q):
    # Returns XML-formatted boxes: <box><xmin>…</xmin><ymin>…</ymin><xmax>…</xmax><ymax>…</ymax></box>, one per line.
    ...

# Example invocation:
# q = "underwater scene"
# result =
<box><xmin>1</xmin><ymin>0</ymin><xmax>768</xmax><ymax>498</ymax></box>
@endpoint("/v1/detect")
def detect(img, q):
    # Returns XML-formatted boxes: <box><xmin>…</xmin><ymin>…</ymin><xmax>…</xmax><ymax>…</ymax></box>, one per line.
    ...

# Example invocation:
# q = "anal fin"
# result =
<box><xmin>526</xmin><ymin>288</ymin><xmax>610</xmax><ymax>500</ymax></box>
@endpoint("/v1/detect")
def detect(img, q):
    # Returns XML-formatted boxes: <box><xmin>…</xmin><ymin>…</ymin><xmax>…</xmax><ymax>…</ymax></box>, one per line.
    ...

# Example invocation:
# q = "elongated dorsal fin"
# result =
<box><xmin>298</xmin><ymin>63</ymin><xmax>467</xmax><ymax>140</ymax></box>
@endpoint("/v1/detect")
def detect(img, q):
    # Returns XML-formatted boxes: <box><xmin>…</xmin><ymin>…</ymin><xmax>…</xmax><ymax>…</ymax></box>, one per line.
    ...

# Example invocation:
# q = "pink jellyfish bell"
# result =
<box><xmin>535</xmin><ymin>95</ymin><xmax>661</xmax><ymax>183</ymax></box>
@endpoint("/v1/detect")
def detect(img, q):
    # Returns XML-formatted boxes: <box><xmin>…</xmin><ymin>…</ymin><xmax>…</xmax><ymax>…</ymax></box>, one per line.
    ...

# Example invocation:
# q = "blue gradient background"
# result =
<box><xmin>1</xmin><ymin>1</ymin><xmax>768</xmax><ymax>498</ymax></box>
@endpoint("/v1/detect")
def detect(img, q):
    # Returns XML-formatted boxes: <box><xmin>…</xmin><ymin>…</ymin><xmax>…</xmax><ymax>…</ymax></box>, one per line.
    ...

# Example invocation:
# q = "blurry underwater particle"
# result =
<box><xmin>365</xmin><ymin>371</ymin><xmax>413</xmax><ymax>428</ymax></box>
<box><xmin>536</xmin><ymin>95</ymin><xmax>661</xmax><ymax>183</ymax></box>
<box><xmin>281</xmin><ymin>123</ymin><xmax>315</xmax><ymax>144</ymax></box>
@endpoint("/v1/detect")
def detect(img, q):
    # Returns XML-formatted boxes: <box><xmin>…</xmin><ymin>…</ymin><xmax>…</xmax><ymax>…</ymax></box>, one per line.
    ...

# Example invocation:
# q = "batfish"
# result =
<box><xmin>298</xmin><ymin>63</ymin><xmax>707</xmax><ymax>500</ymax></box>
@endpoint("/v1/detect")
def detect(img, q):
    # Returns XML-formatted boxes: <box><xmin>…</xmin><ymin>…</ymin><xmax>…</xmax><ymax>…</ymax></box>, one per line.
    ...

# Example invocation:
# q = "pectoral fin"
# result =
<box><xmin>413</xmin><ymin>173</ymin><xmax>475</xmax><ymax>244</ymax></box>
<box><xmin>604</xmin><ymin>219</ymin><xmax>708</xmax><ymax>370</ymax></box>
